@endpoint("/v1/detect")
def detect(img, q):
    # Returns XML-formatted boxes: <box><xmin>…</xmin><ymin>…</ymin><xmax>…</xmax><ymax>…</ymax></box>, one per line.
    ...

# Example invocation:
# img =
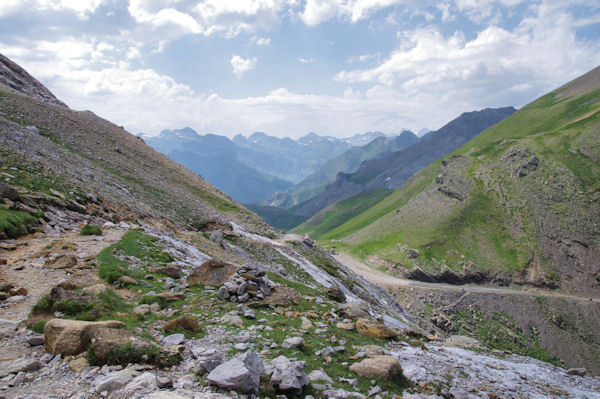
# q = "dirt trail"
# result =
<box><xmin>0</xmin><ymin>228</ymin><xmax>126</xmax><ymax>321</ymax></box>
<box><xmin>333</xmin><ymin>252</ymin><xmax>600</xmax><ymax>304</ymax></box>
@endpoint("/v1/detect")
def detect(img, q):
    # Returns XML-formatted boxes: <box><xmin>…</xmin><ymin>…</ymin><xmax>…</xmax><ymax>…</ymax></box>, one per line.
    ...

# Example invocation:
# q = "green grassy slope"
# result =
<box><xmin>293</xmin><ymin>189</ymin><xmax>394</xmax><ymax>239</ymax></box>
<box><xmin>311</xmin><ymin>66</ymin><xmax>600</xmax><ymax>296</ymax></box>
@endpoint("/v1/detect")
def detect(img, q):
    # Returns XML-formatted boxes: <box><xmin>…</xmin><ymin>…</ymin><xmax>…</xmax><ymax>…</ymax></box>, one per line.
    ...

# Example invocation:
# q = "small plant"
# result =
<box><xmin>54</xmin><ymin>299</ymin><xmax>92</xmax><ymax>316</ymax></box>
<box><xmin>30</xmin><ymin>320</ymin><xmax>46</xmax><ymax>334</ymax></box>
<box><xmin>31</xmin><ymin>294</ymin><xmax>53</xmax><ymax>313</ymax></box>
<box><xmin>0</xmin><ymin>208</ymin><xmax>38</xmax><ymax>239</ymax></box>
<box><xmin>87</xmin><ymin>343</ymin><xmax>182</xmax><ymax>368</ymax></box>
<box><xmin>80</xmin><ymin>224</ymin><xmax>102</xmax><ymax>236</ymax></box>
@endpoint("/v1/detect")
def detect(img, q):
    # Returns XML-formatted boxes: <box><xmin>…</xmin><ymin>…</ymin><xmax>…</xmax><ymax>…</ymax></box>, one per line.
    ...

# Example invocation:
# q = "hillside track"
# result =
<box><xmin>334</xmin><ymin>252</ymin><xmax>600</xmax><ymax>304</ymax></box>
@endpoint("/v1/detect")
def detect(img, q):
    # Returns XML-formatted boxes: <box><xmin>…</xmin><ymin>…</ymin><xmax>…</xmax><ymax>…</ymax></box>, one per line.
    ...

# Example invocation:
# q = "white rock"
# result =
<box><xmin>308</xmin><ymin>369</ymin><xmax>333</xmax><ymax>384</ymax></box>
<box><xmin>281</xmin><ymin>336</ymin><xmax>304</xmax><ymax>349</ymax></box>
<box><xmin>125</xmin><ymin>372</ymin><xmax>156</xmax><ymax>391</ymax></box>
<box><xmin>94</xmin><ymin>369</ymin><xmax>137</xmax><ymax>392</ymax></box>
<box><xmin>270</xmin><ymin>355</ymin><xmax>309</xmax><ymax>394</ymax></box>
<box><xmin>162</xmin><ymin>333</ymin><xmax>185</xmax><ymax>346</ymax></box>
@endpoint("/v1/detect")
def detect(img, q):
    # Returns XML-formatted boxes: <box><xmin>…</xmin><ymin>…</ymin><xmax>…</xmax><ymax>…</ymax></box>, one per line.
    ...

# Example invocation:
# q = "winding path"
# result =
<box><xmin>333</xmin><ymin>252</ymin><xmax>600</xmax><ymax>304</ymax></box>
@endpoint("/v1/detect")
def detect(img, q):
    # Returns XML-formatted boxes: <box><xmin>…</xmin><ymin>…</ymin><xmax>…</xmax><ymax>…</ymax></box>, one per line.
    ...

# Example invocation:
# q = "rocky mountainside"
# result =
<box><xmin>305</xmin><ymin>66</ymin><xmax>600</xmax><ymax>298</ymax></box>
<box><xmin>143</xmin><ymin>129</ymin><xmax>292</xmax><ymax>203</ymax></box>
<box><xmin>1</xmin><ymin>54</ymin><xmax>599</xmax><ymax>399</ymax></box>
<box><xmin>291</xmin><ymin>107</ymin><xmax>516</xmax><ymax>218</ymax></box>
<box><xmin>0</xmin><ymin>54</ymin><xmax>67</xmax><ymax>108</ymax></box>
<box><xmin>264</xmin><ymin>131</ymin><xmax>419</xmax><ymax>209</ymax></box>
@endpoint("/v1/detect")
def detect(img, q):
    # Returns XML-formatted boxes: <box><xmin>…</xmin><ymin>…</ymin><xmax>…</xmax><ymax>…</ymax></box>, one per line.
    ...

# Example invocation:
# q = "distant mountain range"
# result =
<box><xmin>140</xmin><ymin>128</ymin><xmax>401</xmax><ymax>203</ymax></box>
<box><xmin>264</xmin><ymin>130</ymin><xmax>419</xmax><ymax>208</ymax></box>
<box><xmin>288</xmin><ymin>107</ymin><xmax>517</xmax><ymax>219</ymax></box>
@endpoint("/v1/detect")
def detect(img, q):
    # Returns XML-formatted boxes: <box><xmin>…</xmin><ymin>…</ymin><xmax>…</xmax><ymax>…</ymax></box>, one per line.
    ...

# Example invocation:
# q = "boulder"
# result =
<box><xmin>157</xmin><ymin>292</ymin><xmax>185</xmax><ymax>302</ymax></box>
<box><xmin>45</xmin><ymin>254</ymin><xmax>78</xmax><ymax>269</ymax></box>
<box><xmin>193</xmin><ymin>348</ymin><xmax>224</xmax><ymax>375</ymax></box>
<box><xmin>162</xmin><ymin>333</ymin><xmax>185</xmax><ymax>346</ymax></box>
<box><xmin>217</xmin><ymin>286</ymin><xmax>230</xmax><ymax>300</ymax></box>
<box><xmin>124</xmin><ymin>371</ymin><xmax>156</xmax><ymax>391</ymax></box>
<box><xmin>164</xmin><ymin>315</ymin><xmax>202</xmax><ymax>333</ymax></box>
<box><xmin>118</xmin><ymin>275</ymin><xmax>137</xmax><ymax>286</ymax></box>
<box><xmin>355</xmin><ymin>319</ymin><xmax>400</xmax><ymax>339</ymax></box>
<box><xmin>94</xmin><ymin>369</ymin><xmax>138</xmax><ymax>393</ymax></box>
<box><xmin>270</xmin><ymin>355</ymin><xmax>309</xmax><ymax>395</ymax></box>
<box><xmin>68</xmin><ymin>357</ymin><xmax>89</xmax><ymax>373</ymax></box>
<box><xmin>349</xmin><ymin>356</ymin><xmax>402</xmax><ymax>379</ymax></box>
<box><xmin>0</xmin><ymin>358</ymin><xmax>41</xmax><ymax>378</ymax></box>
<box><xmin>207</xmin><ymin>350</ymin><xmax>264</xmax><ymax>394</ymax></box>
<box><xmin>327</xmin><ymin>286</ymin><xmax>346</xmax><ymax>302</ymax></box>
<box><xmin>78</xmin><ymin>283</ymin><xmax>107</xmax><ymax>295</ymax></box>
<box><xmin>27</xmin><ymin>335</ymin><xmax>44</xmax><ymax>346</ymax></box>
<box><xmin>187</xmin><ymin>259</ymin><xmax>237</xmax><ymax>286</ymax></box>
<box><xmin>90</xmin><ymin>326</ymin><xmax>134</xmax><ymax>360</ymax></box>
<box><xmin>301</xmin><ymin>316</ymin><xmax>313</xmax><ymax>329</ymax></box>
<box><xmin>308</xmin><ymin>369</ymin><xmax>333</xmax><ymax>384</ymax></box>
<box><xmin>338</xmin><ymin>303</ymin><xmax>370</xmax><ymax>319</ymax></box>
<box><xmin>44</xmin><ymin>319</ymin><xmax>125</xmax><ymax>356</ymax></box>
<box><xmin>281</xmin><ymin>336</ymin><xmax>304</xmax><ymax>349</ymax></box>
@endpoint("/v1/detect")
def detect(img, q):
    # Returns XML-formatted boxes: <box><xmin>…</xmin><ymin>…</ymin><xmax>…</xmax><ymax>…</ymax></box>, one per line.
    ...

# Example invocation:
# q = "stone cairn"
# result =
<box><xmin>217</xmin><ymin>263</ymin><xmax>275</xmax><ymax>303</ymax></box>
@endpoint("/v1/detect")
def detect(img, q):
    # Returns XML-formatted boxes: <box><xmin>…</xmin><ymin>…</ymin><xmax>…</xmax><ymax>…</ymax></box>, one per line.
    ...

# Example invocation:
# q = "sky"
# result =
<box><xmin>1</xmin><ymin>1</ymin><xmax>599</xmax><ymax>139</ymax></box>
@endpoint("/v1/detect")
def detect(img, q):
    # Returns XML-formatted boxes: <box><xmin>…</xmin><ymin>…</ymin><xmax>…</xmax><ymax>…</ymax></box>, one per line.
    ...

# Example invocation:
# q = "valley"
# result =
<box><xmin>0</xmin><ymin>42</ymin><xmax>599</xmax><ymax>399</ymax></box>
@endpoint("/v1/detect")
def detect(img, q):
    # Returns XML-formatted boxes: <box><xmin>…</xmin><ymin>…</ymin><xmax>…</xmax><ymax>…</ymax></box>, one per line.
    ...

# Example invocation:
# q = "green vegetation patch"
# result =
<box><xmin>87</xmin><ymin>343</ymin><xmax>182</xmax><ymax>368</ymax></box>
<box><xmin>294</xmin><ymin>189</ymin><xmax>393</xmax><ymax>239</ymax></box>
<box><xmin>453</xmin><ymin>309</ymin><xmax>563</xmax><ymax>367</ymax></box>
<box><xmin>80</xmin><ymin>224</ymin><xmax>102</xmax><ymax>235</ymax></box>
<box><xmin>0</xmin><ymin>208</ymin><xmax>38</xmax><ymax>239</ymax></box>
<box><xmin>97</xmin><ymin>230</ymin><xmax>172</xmax><ymax>284</ymax></box>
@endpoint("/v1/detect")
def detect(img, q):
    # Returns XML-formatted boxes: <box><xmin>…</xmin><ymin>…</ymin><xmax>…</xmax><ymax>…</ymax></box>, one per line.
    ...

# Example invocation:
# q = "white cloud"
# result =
<box><xmin>127</xmin><ymin>0</ymin><xmax>292</xmax><ymax>38</ymax></box>
<box><xmin>1</xmin><ymin>0</ymin><xmax>600</xmax><ymax>140</ymax></box>
<box><xmin>230</xmin><ymin>55</ymin><xmax>257</xmax><ymax>78</ymax></box>
<box><xmin>298</xmin><ymin>57</ymin><xmax>316</xmax><ymax>63</ymax></box>
<box><xmin>0</xmin><ymin>0</ymin><xmax>107</xmax><ymax>18</ymax></box>
<box><xmin>348</xmin><ymin>52</ymin><xmax>381</xmax><ymax>63</ymax></box>
<box><xmin>300</xmin><ymin>0</ymin><xmax>406</xmax><ymax>26</ymax></box>
<box><xmin>251</xmin><ymin>36</ymin><xmax>271</xmax><ymax>45</ymax></box>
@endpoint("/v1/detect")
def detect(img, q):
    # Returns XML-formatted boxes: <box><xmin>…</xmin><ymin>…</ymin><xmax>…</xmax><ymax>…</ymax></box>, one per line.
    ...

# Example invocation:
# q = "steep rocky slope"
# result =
<box><xmin>292</xmin><ymin>107</ymin><xmax>516</xmax><ymax>218</ymax></box>
<box><xmin>0</xmin><ymin>55</ymin><xmax>268</xmax><ymax>236</ymax></box>
<box><xmin>311</xmin><ymin>66</ymin><xmax>600</xmax><ymax>298</ymax></box>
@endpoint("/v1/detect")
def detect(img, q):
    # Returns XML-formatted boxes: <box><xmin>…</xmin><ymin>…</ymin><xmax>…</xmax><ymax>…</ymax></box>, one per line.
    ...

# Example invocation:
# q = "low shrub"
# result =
<box><xmin>87</xmin><ymin>343</ymin><xmax>182</xmax><ymax>368</ymax></box>
<box><xmin>80</xmin><ymin>224</ymin><xmax>102</xmax><ymax>236</ymax></box>
<box><xmin>30</xmin><ymin>320</ymin><xmax>46</xmax><ymax>334</ymax></box>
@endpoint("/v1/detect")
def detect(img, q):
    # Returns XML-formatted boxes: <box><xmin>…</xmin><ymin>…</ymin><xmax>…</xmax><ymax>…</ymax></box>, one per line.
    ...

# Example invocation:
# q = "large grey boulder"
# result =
<box><xmin>207</xmin><ymin>350</ymin><xmax>264</xmax><ymax>394</ymax></box>
<box><xmin>270</xmin><ymin>355</ymin><xmax>309</xmax><ymax>395</ymax></box>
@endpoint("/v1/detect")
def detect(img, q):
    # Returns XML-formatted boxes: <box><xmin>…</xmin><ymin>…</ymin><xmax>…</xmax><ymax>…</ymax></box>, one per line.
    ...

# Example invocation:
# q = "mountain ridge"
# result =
<box><xmin>290</xmin><ymin>106</ymin><xmax>517</xmax><ymax>218</ymax></box>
